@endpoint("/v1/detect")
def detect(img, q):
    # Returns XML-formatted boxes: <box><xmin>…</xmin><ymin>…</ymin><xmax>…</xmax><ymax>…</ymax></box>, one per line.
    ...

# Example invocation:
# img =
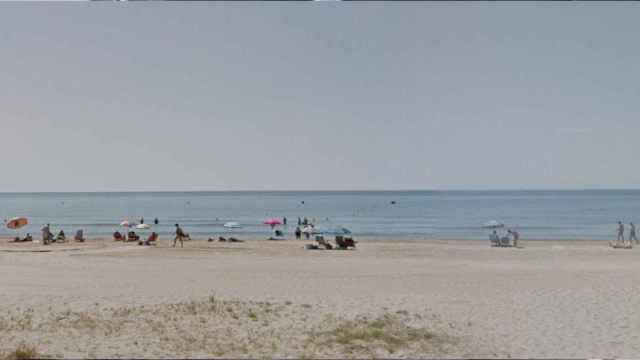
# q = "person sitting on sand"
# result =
<box><xmin>23</xmin><ymin>233</ymin><xmax>33</xmax><ymax>242</ymax></box>
<box><xmin>55</xmin><ymin>230</ymin><xmax>66</xmax><ymax>242</ymax></box>
<box><xmin>74</xmin><ymin>229</ymin><xmax>85</xmax><ymax>242</ymax></box>
<box><xmin>173</xmin><ymin>223</ymin><xmax>186</xmax><ymax>248</ymax></box>
<box><xmin>113</xmin><ymin>231</ymin><xmax>123</xmax><ymax>241</ymax></box>
<box><xmin>139</xmin><ymin>232</ymin><xmax>158</xmax><ymax>246</ymax></box>
<box><xmin>127</xmin><ymin>231</ymin><xmax>139</xmax><ymax>242</ymax></box>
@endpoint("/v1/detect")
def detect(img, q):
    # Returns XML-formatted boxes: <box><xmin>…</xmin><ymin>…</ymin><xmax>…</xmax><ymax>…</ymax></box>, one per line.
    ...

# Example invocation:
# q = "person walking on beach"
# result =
<box><xmin>617</xmin><ymin>221</ymin><xmax>625</xmax><ymax>245</ymax></box>
<box><xmin>630</xmin><ymin>222</ymin><xmax>638</xmax><ymax>245</ymax></box>
<box><xmin>173</xmin><ymin>223</ymin><xmax>186</xmax><ymax>248</ymax></box>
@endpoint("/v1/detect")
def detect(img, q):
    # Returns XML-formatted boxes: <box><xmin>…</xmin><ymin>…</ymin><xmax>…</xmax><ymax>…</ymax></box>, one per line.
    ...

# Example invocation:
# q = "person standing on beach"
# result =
<box><xmin>295</xmin><ymin>226</ymin><xmax>302</xmax><ymax>240</ymax></box>
<box><xmin>41</xmin><ymin>223</ymin><xmax>52</xmax><ymax>245</ymax></box>
<box><xmin>297</xmin><ymin>217</ymin><xmax>301</xmax><ymax>226</ymax></box>
<box><xmin>630</xmin><ymin>222</ymin><xmax>638</xmax><ymax>245</ymax></box>
<box><xmin>508</xmin><ymin>229</ymin><xmax>520</xmax><ymax>248</ymax></box>
<box><xmin>617</xmin><ymin>221</ymin><xmax>625</xmax><ymax>244</ymax></box>
<box><xmin>154</xmin><ymin>218</ymin><xmax>159</xmax><ymax>225</ymax></box>
<box><xmin>140</xmin><ymin>217</ymin><xmax>144</xmax><ymax>225</ymax></box>
<box><xmin>173</xmin><ymin>223</ymin><xmax>185</xmax><ymax>248</ymax></box>
<box><xmin>283</xmin><ymin>217</ymin><xmax>287</xmax><ymax>225</ymax></box>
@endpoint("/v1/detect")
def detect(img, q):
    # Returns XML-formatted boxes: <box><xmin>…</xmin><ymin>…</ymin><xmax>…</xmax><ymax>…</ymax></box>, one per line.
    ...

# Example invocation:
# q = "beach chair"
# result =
<box><xmin>139</xmin><ymin>232</ymin><xmax>158</xmax><ymax>246</ymax></box>
<box><xmin>500</xmin><ymin>236</ymin><xmax>511</xmax><ymax>247</ymax></box>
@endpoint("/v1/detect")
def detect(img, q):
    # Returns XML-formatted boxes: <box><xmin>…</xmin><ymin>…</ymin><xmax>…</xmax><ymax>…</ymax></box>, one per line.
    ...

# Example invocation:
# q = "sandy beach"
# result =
<box><xmin>1</xmin><ymin>237</ymin><xmax>639</xmax><ymax>358</ymax></box>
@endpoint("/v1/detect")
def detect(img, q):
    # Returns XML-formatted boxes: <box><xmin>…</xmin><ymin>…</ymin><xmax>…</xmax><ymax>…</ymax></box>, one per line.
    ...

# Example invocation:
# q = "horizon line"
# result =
<box><xmin>2</xmin><ymin>188</ymin><xmax>640</xmax><ymax>194</ymax></box>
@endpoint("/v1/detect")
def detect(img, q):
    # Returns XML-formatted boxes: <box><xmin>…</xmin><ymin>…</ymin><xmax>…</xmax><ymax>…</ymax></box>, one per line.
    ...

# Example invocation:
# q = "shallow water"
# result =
<box><xmin>0</xmin><ymin>190</ymin><xmax>637</xmax><ymax>240</ymax></box>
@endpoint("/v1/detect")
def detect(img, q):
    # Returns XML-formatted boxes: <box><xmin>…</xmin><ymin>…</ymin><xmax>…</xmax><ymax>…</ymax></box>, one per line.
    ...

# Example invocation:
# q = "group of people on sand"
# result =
<box><xmin>113</xmin><ymin>223</ymin><xmax>188</xmax><ymax>248</ymax></box>
<box><xmin>39</xmin><ymin>224</ymin><xmax>85</xmax><ymax>245</ymax></box>
<box><xmin>611</xmin><ymin>221</ymin><xmax>639</xmax><ymax>249</ymax></box>
<box><xmin>489</xmin><ymin>229</ymin><xmax>520</xmax><ymax>247</ymax></box>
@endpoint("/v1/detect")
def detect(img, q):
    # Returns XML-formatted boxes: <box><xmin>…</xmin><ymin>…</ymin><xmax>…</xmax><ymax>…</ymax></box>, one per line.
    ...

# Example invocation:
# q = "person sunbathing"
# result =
<box><xmin>11</xmin><ymin>234</ymin><xmax>33</xmax><ymax>243</ymax></box>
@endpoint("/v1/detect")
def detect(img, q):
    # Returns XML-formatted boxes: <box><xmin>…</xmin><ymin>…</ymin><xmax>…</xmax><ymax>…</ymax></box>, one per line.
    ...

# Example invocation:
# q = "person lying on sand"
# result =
<box><xmin>11</xmin><ymin>233</ymin><xmax>33</xmax><ymax>243</ymax></box>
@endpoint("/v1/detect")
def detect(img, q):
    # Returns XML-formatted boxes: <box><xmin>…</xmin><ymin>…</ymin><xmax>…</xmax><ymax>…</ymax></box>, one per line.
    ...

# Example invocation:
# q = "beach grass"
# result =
<box><xmin>1</xmin><ymin>342</ymin><xmax>39</xmax><ymax>360</ymax></box>
<box><xmin>0</xmin><ymin>294</ymin><xmax>449</xmax><ymax>358</ymax></box>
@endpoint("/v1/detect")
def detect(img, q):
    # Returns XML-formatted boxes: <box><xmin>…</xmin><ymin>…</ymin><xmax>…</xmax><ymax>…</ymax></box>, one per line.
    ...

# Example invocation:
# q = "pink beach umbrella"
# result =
<box><xmin>263</xmin><ymin>218</ymin><xmax>282</xmax><ymax>228</ymax></box>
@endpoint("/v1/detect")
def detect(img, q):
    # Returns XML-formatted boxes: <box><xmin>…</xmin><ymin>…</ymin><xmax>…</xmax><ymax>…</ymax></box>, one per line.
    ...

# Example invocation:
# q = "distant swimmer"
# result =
<box><xmin>154</xmin><ymin>218</ymin><xmax>159</xmax><ymax>225</ymax></box>
<box><xmin>301</xmin><ymin>201</ymin><xmax>305</xmax><ymax>205</ymax></box>
<box><xmin>390</xmin><ymin>201</ymin><xmax>396</xmax><ymax>205</ymax></box>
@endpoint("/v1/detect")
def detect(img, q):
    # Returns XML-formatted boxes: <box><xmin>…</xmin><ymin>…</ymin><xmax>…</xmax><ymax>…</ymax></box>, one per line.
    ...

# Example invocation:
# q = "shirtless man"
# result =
<box><xmin>173</xmin><ymin>223</ymin><xmax>186</xmax><ymax>248</ymax></box>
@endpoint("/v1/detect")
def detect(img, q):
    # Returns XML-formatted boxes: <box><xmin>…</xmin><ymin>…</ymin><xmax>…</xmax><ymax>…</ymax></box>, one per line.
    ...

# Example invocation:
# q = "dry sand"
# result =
<box><xmin>1</xmin><ymin>237</ymin><xmax>639</xmax><ymax>358</ymax></box>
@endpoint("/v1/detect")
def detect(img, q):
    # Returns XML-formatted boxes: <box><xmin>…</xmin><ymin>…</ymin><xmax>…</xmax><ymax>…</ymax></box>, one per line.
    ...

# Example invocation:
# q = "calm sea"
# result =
<box><xmin>0</xmin><ymin>190</ymin><xmax>637</xmax><ymax>240</ymax></box>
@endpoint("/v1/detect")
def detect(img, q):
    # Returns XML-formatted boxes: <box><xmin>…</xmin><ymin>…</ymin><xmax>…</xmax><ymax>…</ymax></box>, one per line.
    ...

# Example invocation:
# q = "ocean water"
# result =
<box><xmin>0</xmin><ymin>190</ymin><xmax>637</xmax><ymax>241</ymax></box>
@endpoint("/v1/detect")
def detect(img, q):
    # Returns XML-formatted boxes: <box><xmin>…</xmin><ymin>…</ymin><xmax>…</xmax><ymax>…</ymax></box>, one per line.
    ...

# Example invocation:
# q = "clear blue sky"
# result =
<box><xmin>1</xmin><ymin>2</ymin><xmax>639</xmax><ymax>192</ymax></box>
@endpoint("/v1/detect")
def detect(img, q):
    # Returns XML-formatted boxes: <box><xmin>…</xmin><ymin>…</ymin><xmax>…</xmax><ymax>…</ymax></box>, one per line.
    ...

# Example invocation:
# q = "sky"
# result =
<box><xmin>1</xmin><ymin>2</ymin><xmax>640</xmax><ymax>192</ymax></box>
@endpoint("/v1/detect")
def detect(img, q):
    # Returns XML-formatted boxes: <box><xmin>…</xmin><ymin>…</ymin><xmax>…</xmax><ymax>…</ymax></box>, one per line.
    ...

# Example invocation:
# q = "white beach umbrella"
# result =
<box><xmin>223</xmin><ymin>222</ymin><xmax>242</xmax><ymax>229</ymax></box>
<box><xmin>482</xmin><ymin>220</ymin><xmax>504</xmax><ymax>229</ymax></box>
<box><xmin>120</xmin><ymin>220</ymin><xmax>131</xmax><ymax>227</ymax></box>
<box><xmin>136</xmin><ymin>223</ymin><xmax>151</xmax><ymax>230</ymax></box>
